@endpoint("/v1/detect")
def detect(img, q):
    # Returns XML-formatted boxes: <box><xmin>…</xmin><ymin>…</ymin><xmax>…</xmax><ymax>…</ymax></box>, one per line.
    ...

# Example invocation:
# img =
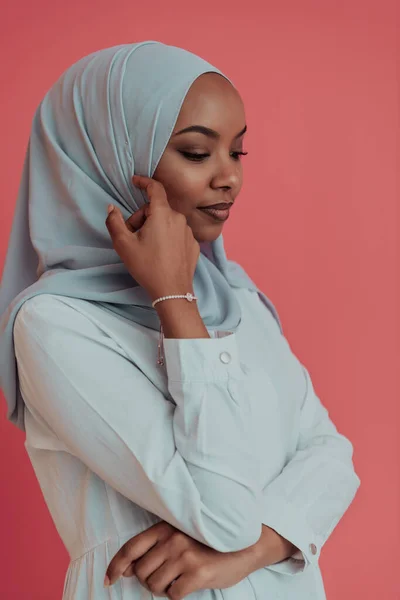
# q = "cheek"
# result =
<box><xmin>174</xmin><ymin>168</ymin><xmax>206</xmax><ymax>198</ymax></box>
<box><xmin>155</xmin><ymin>159</ymin><xmax>208</xmax><ymax>210</ymax></box>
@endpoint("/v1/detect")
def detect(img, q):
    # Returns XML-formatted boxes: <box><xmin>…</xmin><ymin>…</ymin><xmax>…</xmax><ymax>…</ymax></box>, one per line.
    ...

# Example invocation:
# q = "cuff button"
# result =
<box><xmin>219</xmin><ymin>351</ymin><xmax>231</xmax><ymax>364</ymax></box>
<box><xmin>310</xmin><ymin>543</ymin><xmax>317</xmax><ymax>555</ymax></box>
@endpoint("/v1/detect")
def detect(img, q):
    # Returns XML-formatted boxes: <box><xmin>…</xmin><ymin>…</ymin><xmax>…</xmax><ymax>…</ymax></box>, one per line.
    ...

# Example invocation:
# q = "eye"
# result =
<box><xmin>179</xmin><ymin>151</ymin><xmax>249</xmax><ymax>162</ymax></box>
<box><xmin>231</xmin><ymin>151</ymin><xmax>248</xmax><ymax>161</ymax></box>
<box><xmin>180</xmin><ymin>152</ymin><xmax>209</xmax><ymax>162</ymax></box>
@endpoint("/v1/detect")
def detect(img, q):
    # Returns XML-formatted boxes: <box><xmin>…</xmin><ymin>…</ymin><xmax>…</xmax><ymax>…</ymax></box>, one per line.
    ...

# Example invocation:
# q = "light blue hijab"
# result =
<box><xmin>0</xmin><ymin>41</ymin><xmax>282</xmax><ymax>432</ymax></box>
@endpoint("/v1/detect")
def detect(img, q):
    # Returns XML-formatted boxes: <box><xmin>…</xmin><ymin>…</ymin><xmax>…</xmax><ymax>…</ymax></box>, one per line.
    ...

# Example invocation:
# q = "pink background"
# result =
<box><xmin>1</xmin><ymin>1</ymin><xmax>398</xmax><ymax>598</ymax></box>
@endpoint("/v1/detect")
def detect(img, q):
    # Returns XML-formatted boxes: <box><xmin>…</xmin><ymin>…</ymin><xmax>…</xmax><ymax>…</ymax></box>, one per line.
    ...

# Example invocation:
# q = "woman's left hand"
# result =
<box><xmin>104</xmin><ymin>521</ymin><xmax>258</xmax><ymax>599</ymax></box>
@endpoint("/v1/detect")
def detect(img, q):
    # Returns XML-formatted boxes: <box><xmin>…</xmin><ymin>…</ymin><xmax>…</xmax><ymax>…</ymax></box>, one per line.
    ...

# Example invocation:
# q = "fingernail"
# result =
<box><xmin>104</xmin><ymin>575</ymin><xmax>110</xmax><ymax>587</ymax></box>
<box><xmin>107</xmin><ymin>204</ymin><xmax>114</xmax><ymax>215</ymax></box>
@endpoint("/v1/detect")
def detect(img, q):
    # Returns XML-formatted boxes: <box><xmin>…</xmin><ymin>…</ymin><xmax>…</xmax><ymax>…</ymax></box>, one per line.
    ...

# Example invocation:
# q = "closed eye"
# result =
<box><xmin>180</xmin><ymin>151</ymin><xmax>248</xmax><ymax>162</ymax></box>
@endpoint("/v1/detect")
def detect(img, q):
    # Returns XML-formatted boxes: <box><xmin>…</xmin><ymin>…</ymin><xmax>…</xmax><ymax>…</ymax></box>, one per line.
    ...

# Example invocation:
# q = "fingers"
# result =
<box><xmin>105</xmin><ymin>203</ymin><xmax>141</xmax><ymax>243</ymax></box>
<box><xmin>132</xmin><ymin>175</ymin><xmax>169</xmax><ymax>208</ymax></box>
<box><xmin>122</xmin><ymin>563</ymin><xmax>136</xmax><ymax>577</ymax></box>
<box><xmin>143</xmin><ymin>561</ymin><xmax>182</xmax><ymax>597</ymax></box>
<box><xmin>105</xmin><ymin>526</ymin><xmax>161</xmax><ymax>587</ymax></box>
<box><xmin>125</xmin><ymin>205</ymin><xmax>148</xmax><ymax>232</ymax></box>
<box><xmin>164</xmin><ymin>572</ymin><xmax>195</xmax><ymax>600</ymax></box>
<box><xmin>105</xmin><ymin>204</ymin><xmax>128</xmax><ymax>237</ymax></box>
<box><xmin>106</xmin><ymin>173</ymin><xmax>166</xmax><ymax>239</ymax></box>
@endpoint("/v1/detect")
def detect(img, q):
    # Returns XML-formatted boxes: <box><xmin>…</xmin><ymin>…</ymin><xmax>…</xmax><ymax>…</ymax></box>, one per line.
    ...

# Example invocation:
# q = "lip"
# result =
<box><xmin>200</xmin><ymin>203</ymin><xmax>233</xmax><ymax>210</ymax></box>
<box><xmin>197</xmin><ymin>206</ymin><xmax>231</xmax><ymax>222</ymax></box>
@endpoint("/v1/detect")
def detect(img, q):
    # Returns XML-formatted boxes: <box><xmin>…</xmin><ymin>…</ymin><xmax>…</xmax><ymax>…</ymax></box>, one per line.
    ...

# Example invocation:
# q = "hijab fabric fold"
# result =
<box><xmin>0</xmin><ymin>41</ymin><xmax>282</xmax><ymax>432</ymax></box>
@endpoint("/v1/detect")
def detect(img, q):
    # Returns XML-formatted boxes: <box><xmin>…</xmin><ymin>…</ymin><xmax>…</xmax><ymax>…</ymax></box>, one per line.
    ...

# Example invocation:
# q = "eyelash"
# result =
<box><xmin>180</xmin><ymin>151</ymin><xmax>248</xmax><ymax>162</ymax></box>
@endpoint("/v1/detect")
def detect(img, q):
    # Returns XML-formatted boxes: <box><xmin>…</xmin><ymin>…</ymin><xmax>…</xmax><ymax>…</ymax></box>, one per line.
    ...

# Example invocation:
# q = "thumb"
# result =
<box><xmin>105</xmin><ymin>204</ymin><xmax>132</xmax><ymax>241</ymax></box>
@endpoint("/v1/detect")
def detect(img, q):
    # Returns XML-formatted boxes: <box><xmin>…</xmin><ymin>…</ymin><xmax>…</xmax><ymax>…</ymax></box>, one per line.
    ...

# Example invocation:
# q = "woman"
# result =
<box><xmin>0</xmin><ymin>41</ymin><xmax>360</xmax><ymax>599</ymax></box>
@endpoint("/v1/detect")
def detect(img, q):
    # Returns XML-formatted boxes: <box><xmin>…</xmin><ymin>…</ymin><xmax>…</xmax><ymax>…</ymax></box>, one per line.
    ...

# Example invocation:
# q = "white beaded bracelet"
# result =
<box><xmin>151</xmin><ymin>293</ymin><xmax>198</xmax><ymax>366</ymax></box>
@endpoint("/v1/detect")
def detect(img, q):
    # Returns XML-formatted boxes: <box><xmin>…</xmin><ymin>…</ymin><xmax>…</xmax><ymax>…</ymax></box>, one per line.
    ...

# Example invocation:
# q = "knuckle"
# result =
<box><xmin>170</xmin><ymin>209</ymin><xmax>183</xmax><ymax>220</ymax></box>
<box><xmin>159</xmin><ymin>520</ymin><xmax>173</xmax><ymax>532</ymax></box>
<box><xmin>182</xmin><ymin>549</ymin><xmax>198</xmax><ymax>565</ymax></box>
<box><xmin>171</xmin><ymin>531</ymin><xmax>189</xmax><ymax>548</ymax></box>
<box><xmin>133</xmin><ymin>564</ymin><xmax>146</xmax><ymax>581</ymax></box>
<box><xmin>147</xmin><ymin>579</ymin><xmax>162</xmax><ymax>595</ymax></box>
<box><xmin>171</xmin><ymin>529</ymin><xmax>186</xmax><ymax>540</ymax></box>
<box><xmin>158</xmin><ymin>522</ymin><xmax>174</xmax><ymax>539</ymax></box>
<box><xmin>196</xmin><ymin>564</ymin><xmax>212</xmax><ymax>581</ymax></box>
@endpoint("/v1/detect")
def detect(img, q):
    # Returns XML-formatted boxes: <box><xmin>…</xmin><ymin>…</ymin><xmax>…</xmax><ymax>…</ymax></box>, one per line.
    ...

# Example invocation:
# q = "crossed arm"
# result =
<box><xmin>14</xmin><ymin>294</ymin><xmax>360</xmax><ymax>585</ymax></box>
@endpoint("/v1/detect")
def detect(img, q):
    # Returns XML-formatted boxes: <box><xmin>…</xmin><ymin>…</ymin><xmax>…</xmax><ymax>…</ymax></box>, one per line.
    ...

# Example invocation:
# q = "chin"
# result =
<box><xmin>193</xmin><ymin>228</ymin><xmax>222</xmax><ymax>243</ymax></box>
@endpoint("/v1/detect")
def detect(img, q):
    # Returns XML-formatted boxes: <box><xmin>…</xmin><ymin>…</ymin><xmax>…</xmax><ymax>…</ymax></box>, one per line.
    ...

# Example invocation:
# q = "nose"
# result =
<box><xmin>211</xmin><ymin>155</ymin><xmax>241</xmax><ymax>193</ymax></box>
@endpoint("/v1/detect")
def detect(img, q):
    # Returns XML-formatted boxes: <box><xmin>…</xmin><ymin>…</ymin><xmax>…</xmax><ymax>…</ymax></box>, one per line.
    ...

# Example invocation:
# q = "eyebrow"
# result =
<box><xmin>173</xmin><ymin>124</ymin><xmax>247</xmax><ymax>140</ymax></box>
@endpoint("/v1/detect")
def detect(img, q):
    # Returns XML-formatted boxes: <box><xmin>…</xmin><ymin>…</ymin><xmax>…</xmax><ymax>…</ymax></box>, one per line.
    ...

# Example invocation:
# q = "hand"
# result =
<box><xmin>105</xmin><ymin>175</ymin><xmax>200</xmax><ymax>302</ymax></box>
<box><xmin>104</xmin><ymin>521</ymin><xmax>258</xmax><ymax>599</ymax></box>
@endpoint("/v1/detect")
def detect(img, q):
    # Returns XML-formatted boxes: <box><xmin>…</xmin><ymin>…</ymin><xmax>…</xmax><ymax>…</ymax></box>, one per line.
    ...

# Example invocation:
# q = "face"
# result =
<box><xmin>147</xmin><ymin>73</ymin><xmax>247</xmax><ymax>243</ymax></box>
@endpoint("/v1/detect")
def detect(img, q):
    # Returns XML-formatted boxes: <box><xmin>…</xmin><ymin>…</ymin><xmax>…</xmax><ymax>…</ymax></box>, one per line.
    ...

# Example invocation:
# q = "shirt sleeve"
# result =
<box><xmin>260</xmin><ymin>363</ymin><xmax>361</xmax><ymax>575</ymax></box>
<box><xmin>13</xmin><ymin>295</ymin><xmax>263</xmax><ymax>553</ymax></box>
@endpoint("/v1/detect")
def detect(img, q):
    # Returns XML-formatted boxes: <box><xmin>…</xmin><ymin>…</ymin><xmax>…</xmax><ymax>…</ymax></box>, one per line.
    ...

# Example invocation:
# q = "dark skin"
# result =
<box><xmin>104</xmin><ymin>75</ymin><xmax>299</xmax><ymax>596</ymax></box>
<box><xmin>152</xmin><ymin>72</ymin><xmax>247</xmax><ymax>243</ymax></box>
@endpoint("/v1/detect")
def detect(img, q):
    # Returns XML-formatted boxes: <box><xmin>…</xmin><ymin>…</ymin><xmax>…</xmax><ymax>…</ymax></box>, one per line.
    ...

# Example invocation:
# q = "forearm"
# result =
<box><xmin>156</xmin><ymin>302</ymin><xmax>297</xmax><ymax>564</ymax></box>
<box><xmin>155</xmin><ymin>297</ymin><xmax>210</xmax><ymax>339</ymax></box>
<box><xmin>156</xmin><ymin>300</ymin><xmax>297</xmax><ymax>564</ymax></box>
<box><xmin>241</xmin><ymin>525</ymin><xmax>299</xmax><ymax>572</ymax></box>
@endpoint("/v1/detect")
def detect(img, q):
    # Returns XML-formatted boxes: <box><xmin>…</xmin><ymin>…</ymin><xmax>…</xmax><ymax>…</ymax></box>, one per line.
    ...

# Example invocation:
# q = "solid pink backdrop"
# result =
<box><xmin>1</xmin><ymin>1</ymin><xmax>398</xmax><ymax>598</ymax></box>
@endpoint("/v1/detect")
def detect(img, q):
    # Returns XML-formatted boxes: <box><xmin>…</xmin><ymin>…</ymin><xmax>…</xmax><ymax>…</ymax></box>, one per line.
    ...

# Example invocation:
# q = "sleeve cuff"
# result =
<box><xmin>163</xmin><ymin>331</ymin><xmax>241</xmax><ymax>382</ymax></box>
<box><xmin>291</xmin><ymin>549</ymin><xmax>305</xmax><ymax>560</ymax></box>
<box><xmin>261</xmin><ymin>493</ymin><xmax>322</xmax><ymax>575</ymax></box>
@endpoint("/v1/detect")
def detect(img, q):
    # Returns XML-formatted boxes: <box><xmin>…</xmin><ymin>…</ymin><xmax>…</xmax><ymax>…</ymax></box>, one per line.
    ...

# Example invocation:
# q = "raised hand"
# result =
<box><xmin>105</xmin><ymin>175</ymin><xmax>200</xmax><ymax>303</ymax></box>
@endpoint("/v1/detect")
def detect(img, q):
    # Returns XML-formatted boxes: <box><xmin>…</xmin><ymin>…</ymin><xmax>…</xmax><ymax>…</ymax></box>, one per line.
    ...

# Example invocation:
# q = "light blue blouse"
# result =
<box><xmin>13</xmin><ymin>287</ymin><xmax>360</xmax><ymax>599</ymax></box>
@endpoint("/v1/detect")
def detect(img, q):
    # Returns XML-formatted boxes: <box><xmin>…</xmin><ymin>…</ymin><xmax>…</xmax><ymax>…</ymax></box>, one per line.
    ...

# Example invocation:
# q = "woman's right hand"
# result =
<box><xmin>105</xmin><ymin>175</ymin><xmax>200</xmax><ymax>303</ymax></box>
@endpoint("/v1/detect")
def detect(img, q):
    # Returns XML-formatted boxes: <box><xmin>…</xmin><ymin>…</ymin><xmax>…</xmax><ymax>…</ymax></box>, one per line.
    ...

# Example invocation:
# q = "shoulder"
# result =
<box><xmin>15</xmin><ymin>293</ymin><xmax>80</xmax><ymax>328</ymax></box>
<box><xmin>14</xmin><ymin>294</ymin><xmax>134</xmax><ymax>367</ymax></box>
<box><xmin>14</xmin><ymin>294</ymin><xmax>101</xmax><ymax>348</ymax></box>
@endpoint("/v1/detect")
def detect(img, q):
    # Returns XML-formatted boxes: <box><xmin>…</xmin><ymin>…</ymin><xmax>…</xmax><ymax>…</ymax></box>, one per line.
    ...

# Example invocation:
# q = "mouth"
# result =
<box><xmin>197</xmin><ymin>206</ymin><xmax>231</xmax><ymax>222</ymax></box>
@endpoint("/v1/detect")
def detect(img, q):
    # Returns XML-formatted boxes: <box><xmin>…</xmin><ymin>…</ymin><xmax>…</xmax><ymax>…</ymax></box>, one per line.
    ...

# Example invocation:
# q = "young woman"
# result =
<box><xmin>0</xmin><ymin>41</ymin><xmax>360</xmax><ymax>599</ymax></box>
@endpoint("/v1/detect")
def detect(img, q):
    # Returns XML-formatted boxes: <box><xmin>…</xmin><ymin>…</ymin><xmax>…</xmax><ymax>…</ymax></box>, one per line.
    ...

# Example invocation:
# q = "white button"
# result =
<box><xmin>309</xmin><ymin>543</ymin><xmax>317</xmax><ymax>555</ymax></box>
<box><xmin>219</xmin><ymin>351</ymin><xmax>231</xmax><ymax>364</ymax></box>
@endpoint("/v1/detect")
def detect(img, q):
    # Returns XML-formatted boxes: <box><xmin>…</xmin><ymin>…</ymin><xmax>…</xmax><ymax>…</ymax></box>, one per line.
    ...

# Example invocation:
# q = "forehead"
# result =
<box><xmin>173</xmin><ymin>73</ymin><xmax>245</xmax><ymax>132</ymax></box>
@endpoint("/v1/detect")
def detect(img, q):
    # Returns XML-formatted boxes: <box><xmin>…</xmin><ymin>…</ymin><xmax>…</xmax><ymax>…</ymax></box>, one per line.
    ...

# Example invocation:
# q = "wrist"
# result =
<box><xmin>243</xmin><ymin>525</ymin><xmax>298</xmax><ymax>572</ymax></box>
<box><xmin>155</xmin><ymin>298</ymin><xmax>209</xmax><ymax>340</ymax></box>
<box><xmin>150</xmin><ymin>285</ymin><xmax>195</xmax><ymax>305</ymax></box>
